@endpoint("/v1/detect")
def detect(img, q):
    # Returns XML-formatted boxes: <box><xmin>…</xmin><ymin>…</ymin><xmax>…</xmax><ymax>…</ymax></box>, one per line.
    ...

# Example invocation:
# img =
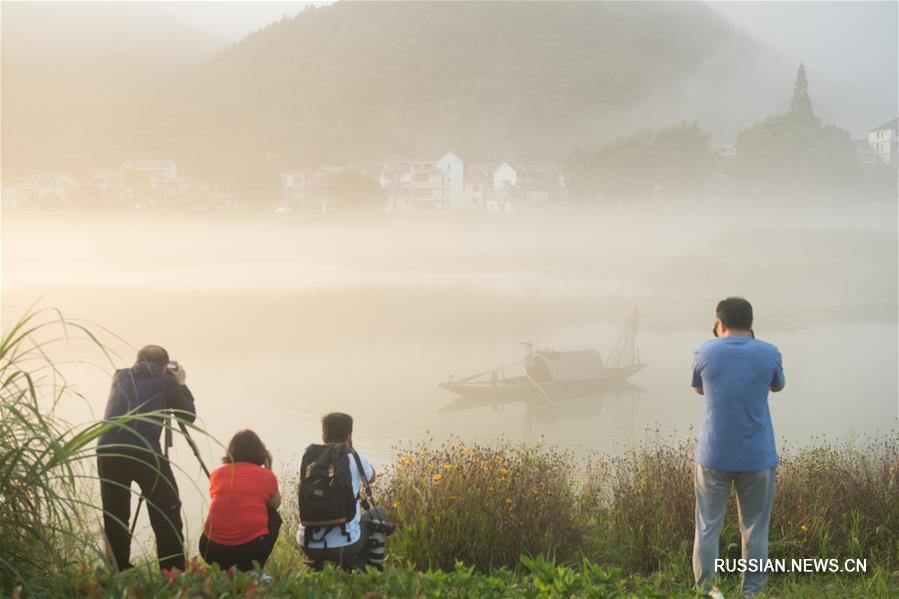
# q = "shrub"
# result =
<box><xmin>382</xmin><ymin>440</ymin><xmax>583</xmax><ymax>571</ymax></box>
<box><xmin>579</xmin><ymin>436</ymin><xmax>697</xmax><ymax>574</ymax></box>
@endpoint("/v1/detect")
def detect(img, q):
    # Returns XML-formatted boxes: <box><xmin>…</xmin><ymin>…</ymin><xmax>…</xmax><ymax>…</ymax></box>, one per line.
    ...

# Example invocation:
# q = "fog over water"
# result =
<box><xmin>2</xmin><ymin>201</ymin><xmax>896</xmax><ymax>554</ymax></box>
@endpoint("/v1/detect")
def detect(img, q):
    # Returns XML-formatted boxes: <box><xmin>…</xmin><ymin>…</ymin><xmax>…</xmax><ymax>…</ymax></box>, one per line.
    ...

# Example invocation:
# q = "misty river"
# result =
<box><xmin>2</xmin><ymin>204</ymin><xmax>896</xmax><ymax>548</ymax></box>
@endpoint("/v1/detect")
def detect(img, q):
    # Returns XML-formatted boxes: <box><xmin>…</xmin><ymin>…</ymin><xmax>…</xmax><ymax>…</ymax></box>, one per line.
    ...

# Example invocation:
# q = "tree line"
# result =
<box><xmin>565</xmin><ymin>64</ymin><xmax>895</xmax><ymax>203</ymax></box>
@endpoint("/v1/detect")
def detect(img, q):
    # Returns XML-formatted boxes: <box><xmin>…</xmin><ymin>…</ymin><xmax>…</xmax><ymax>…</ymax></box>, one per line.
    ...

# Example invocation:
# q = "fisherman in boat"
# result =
<box><xmin>522</xmin><ymin>341</ymin><xmax>551</xmax><ymax>382</ymax></box>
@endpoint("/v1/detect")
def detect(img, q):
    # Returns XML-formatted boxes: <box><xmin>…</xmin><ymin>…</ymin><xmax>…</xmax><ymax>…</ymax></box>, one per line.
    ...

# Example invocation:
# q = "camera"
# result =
<box><xmin>167</xmin><ymin>361</ymin><xmax>180</xmax><ymax>371</ymax></box>
<box><xmin>366</xmin><ymin>505</ymin><xmax>396</xmax><ymax>536</ymax></box>
<box><xmin>367</xmin><ymin>516</ymin><xmax>397</xmax><ymax>536</ymax></box>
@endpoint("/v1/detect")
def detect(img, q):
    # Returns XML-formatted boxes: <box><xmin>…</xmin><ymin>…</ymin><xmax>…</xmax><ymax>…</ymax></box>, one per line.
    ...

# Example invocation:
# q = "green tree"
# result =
<box><xmin>790</xmin><ymin>62</ymin><xmax>814</xmax><ymax>118</ymax></box>
<box><xmin>733</xmin><ymin>63</ymin><xmax>860</xmax><ymax>195</ymax></box>
<box><xmin>228</xmin><ymin>163</ymin><xmax>281</xmax><ymax>208</ymax></box>
<box><xmin>566</xmin><ymin>121</ymin><xmax>717</xmax><ymax>201</ymax></box>
<box><xmin>325</xmin><ymin>169</ymin><xmax>385</xmax><ymax>212</ymax></box>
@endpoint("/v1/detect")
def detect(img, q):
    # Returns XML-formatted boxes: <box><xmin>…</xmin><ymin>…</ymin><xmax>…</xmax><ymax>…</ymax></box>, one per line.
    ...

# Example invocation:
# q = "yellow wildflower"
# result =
<box><xmin>800</xmin><ymin>525</ymin><xmax>809</xmax><ymax>533</ymax></box>
<box><xmin>506</xmin><ymin>498</ymin><xmax>513</xmax><ymax>505</ymax></box>
<box><xmin>432</xmin><ymin>473</ymin><xmax>443</xmax><ymax>483</ymax></box>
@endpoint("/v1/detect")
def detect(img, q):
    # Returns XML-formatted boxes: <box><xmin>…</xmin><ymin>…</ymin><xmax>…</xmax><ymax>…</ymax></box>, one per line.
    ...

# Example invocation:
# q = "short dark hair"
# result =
<box><xmin>322</xmin><ymin>412</ymin><xmax>353</xmax><ymax>443</ymax></box>
<box><xmin>716</xmin><ymin>297</ymin><xmax>753</xmax><ymax>330</ymax></box>
<box><xmin>136</xmin><ymin>345</ymin><xmax>169</xmax><ymax>366</ymax></box>
<box><xmin>223</xmin><ymin>429</ymin><xmax>269</xmax><ymax>466</ymax></box>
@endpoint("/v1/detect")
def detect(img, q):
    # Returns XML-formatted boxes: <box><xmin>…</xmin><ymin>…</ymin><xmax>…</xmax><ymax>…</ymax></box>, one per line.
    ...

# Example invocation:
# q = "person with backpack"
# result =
<box><xmin>297</xmin><ymin>412</ymin><xmax>390</xmax><ymax>571</ymax></box>
<box><xmin>199</xmin><ymin>429</ymin><xmax>282</xmax><ymax>572</ymax></box>
<box><xmin>96</xmin><ymin>345</ymin><xmax>196</xmax><ymax>571</ymax></box>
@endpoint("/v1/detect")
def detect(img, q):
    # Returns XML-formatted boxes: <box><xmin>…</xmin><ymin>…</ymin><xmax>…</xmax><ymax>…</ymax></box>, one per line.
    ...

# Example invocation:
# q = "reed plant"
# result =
<box><xmin>0</xmin><ymin>308</ymin><xmax>211</xmax><ymax>595</ymax></box>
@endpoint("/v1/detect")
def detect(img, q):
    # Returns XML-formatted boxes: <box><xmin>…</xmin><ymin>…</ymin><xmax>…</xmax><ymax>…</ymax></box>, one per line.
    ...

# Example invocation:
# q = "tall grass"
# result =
<box><xmin>579</xmin><ymin>434</ymin><xmax>899</xmax><ymax>575</ymax></box>
<box><xmin>383</xmin><ymin>440</ymin><xmax>583</xmax><ymax>571</ymax></box>
<box><xmin>0</xmin><ymin>308</ymin><xmax>117</xmax><ymax>591</ymax></box>
<box><xmin>0</xmin><ymin>308</ymin><xmax>211</xmax><ymax>594</ymax></box>
<box><xmin>383</xmin><ymin>433</ymin><xmax>899</xmax><ymax>577</ymax></box>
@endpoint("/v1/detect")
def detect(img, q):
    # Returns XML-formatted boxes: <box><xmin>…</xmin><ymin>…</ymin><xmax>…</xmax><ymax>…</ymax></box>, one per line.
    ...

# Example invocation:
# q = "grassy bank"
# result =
<box><xmin>375</xmin><ymin>436</ymin><xmax>898</xmax><ymax>577</ymax></box>
<box><xmin>2</xmin><ymin>310</ymin><xmax>897</xmax><ymax>596</ymax></box>
<box><xmin>38</xmin><ymin>557</ymin><xmax>899</xmax><ymax>598</ymax></box>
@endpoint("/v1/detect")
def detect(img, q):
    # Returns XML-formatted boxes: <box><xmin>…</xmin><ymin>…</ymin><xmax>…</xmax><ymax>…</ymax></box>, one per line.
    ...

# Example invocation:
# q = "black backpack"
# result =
<box><xmin>298</xmin><ymin>443</ymin><xmax>357</xmax><ymax>547</ymax></box>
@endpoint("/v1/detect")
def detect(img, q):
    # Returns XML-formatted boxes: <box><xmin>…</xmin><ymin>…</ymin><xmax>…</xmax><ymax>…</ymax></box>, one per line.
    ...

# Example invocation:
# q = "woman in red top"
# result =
<box><xmin>200</xmin><ymin>430</ymin><xmax>281</xmax><ymax>572</ymax></box>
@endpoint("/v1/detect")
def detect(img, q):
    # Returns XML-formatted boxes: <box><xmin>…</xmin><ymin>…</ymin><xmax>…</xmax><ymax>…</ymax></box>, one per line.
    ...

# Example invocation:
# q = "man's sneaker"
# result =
<box><xmin>708</xmin><ymin>587</ymin><xmax>725</xmax><ymax>599</ymax></box>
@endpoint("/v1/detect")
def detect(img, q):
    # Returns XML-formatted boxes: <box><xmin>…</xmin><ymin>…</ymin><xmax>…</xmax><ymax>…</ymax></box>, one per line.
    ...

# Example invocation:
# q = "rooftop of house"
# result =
<box><xmin>125</xmin><ymin>160</ymin><xmax>177</xmax><ymax>170</ymax></box>
<box><xmin>869</xmin><ymin>117</ymin><xmax>898</xmax><ymax>132</ymax></box>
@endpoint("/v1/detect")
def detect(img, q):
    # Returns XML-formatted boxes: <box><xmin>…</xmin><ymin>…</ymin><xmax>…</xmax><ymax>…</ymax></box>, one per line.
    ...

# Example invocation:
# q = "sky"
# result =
<box><xmin>158</xmin><ymin>1</ymin><xmax>324</xmax><ymax>42</ymax></box>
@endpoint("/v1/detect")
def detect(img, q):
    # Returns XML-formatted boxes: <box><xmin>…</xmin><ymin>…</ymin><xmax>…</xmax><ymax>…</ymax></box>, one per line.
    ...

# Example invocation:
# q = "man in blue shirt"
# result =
<box><xmin>691</xmin><ymin>297</ymin><xmax>784</xmax><ymax>596</ymax></box>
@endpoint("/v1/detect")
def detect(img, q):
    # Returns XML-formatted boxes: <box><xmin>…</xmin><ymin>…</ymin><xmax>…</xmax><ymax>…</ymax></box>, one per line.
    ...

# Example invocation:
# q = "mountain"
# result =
<box><xmin>3</xmin><ymin>1</ymin><xmax>776</xmax><ymax>184</ymax></box>
<box><xmin>1</xmin><ymin>1</ymin><xmax>223</xmax><ymax>180</ymax></box>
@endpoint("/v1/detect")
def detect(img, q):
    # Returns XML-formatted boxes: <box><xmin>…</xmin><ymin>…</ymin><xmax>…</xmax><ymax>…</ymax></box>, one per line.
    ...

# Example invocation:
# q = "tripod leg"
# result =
<box><xmin>130</xmin><ymin>496</ymin><xmax>144</xmax><ymax>535</ymax></box>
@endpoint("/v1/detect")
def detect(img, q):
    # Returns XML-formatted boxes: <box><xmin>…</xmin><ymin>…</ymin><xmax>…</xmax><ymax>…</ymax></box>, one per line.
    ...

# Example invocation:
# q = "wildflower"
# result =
<box><xmin>84</xmin><ymin>581</ymin><xmax>101</xmax><ymax>598</ymax></box>
<box><xmin>498</xmin><ymin>467</ymin><xmax>510</xmax><ymax>475</ymax></box>
<box><xmin>506</xmin><ymin>498</ymin><xmax>513</xmax><ymax>504</ymax></box>
<box><xmin>427</xmin><ymin>463</ymin><xmax>434</xmax><ymax>470</ymax></box>
<box><xmin>801</xmin><ymin>524</ymin><xmax>809</xmax><ymax>533</ymax></box>
<box><xmin>392</xmin><ymin>500</ymin><xmax>400</xmax><ymax>509</ymax></box>
<box><xmin>432</xmin><ymin>473</ymin><xmax>443</xmax><ymax>483</ymax></box>
<box><xmin>163</xmin><ymin>568</ymin><xmax>178</xmax><ymax>583</ymax></box>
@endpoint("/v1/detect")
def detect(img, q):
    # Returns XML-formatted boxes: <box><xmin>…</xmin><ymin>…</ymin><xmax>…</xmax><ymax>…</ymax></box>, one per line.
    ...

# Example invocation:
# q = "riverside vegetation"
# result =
<box><xmin>1</xmin><ymin>310</ymin><xmax>897</xmax><ymax>597</ymax></box>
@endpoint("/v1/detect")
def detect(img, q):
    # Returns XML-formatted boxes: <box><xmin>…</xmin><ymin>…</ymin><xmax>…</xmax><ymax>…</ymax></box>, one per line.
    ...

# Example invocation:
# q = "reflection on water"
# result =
<box><xmin>439</xmin><ymin>381</ymin><xmax>644</xmax><ymax>452</ymax></box>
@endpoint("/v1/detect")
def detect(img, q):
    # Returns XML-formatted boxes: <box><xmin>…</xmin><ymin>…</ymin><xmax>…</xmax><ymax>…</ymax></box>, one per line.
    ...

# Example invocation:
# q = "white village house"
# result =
<box><xmin>380</xmin><ymin>152</ymin><xmax>566</xmax><ymax>214</ymax></box>
<box><xmin>1</xmin><ymin>175</ymin><xmax>78</xmax><ymax>210</ymax></box>
<box><xmin>488</xmin><ymin>161</ymin><xmax>566</xmax><ymax>214</ymax></box>
<box><xmin>379</xmin><ymin>152</ymin><xmax>466</xmax><ymax>212</ymax></box>
<box><xmin>121</xmin><ymin>160</ymin><xmax>182</xmax><ymax>204</ymax></box>
<box><xmin>280</xmin><ymin>168</ymin><xmax>335</xmax><ymax>213</ymax></box>
<box><xmin>867</xmin><ymin>118</ymin><xmax>898</xmax><ymax>168</ymax></box>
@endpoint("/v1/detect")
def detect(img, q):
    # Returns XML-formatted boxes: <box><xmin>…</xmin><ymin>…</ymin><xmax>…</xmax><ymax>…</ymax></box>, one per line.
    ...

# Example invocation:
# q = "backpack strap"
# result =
<box><xmin>304</xmin><ymin>525</ymin><xmax>333</xmax><ymax>549</ymax></box>
<box><xmin>350</xmin><ymin>449</ymin><xmax>376</xmax><ymax>505</ymax></box>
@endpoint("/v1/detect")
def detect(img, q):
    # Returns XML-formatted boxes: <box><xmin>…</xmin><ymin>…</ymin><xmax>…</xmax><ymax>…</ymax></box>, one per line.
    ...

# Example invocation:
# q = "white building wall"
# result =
<box><xmin>493</xmin><ymin>163</ymin><xmax>517</xmax><ymax>190</ymax></box>
<box><xmin>868</xmin><ymin>126</ymin><xmax>897</xmax><ymax>165</ymax></box>
<box><xmin>436</xmin><ymin>152</ymin><xmax>465</xmax><ymax>207</ymax></box>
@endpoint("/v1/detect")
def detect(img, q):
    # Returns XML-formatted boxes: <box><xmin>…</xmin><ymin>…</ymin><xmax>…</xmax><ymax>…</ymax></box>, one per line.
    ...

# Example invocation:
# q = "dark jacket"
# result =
<box><xmin>97</xmin><ymin>362</ymin><xmax>196</xmax><ymax>453</ymax></box>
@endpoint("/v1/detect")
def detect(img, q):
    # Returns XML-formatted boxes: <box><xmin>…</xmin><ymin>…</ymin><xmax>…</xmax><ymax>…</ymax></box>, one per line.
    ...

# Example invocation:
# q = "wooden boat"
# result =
<box><xmin>439</xmin><ymin>309</ymin><xmax>646</xmax><ymax>399</ymax></box>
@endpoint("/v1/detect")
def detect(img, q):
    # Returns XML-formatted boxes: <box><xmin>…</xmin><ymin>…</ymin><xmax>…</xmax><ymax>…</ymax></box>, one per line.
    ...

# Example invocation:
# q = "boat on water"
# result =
<box><xmin>439</xmin><ymin>309</ymin><xmax>646</xmax><ymax>399</ymax></box>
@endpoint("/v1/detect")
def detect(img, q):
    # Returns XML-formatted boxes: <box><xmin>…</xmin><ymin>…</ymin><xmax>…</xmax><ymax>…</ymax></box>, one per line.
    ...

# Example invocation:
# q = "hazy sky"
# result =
<box><xmin>158</xmin><ymin>1</ymin><xmax>322</xmax><ymax>41</ymax></box>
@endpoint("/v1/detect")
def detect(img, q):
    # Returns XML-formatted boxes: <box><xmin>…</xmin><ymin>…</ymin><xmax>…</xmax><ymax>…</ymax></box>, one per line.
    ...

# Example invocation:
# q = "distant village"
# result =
<box><xmin>3</xmin><ymin>118</ymin><xmax>896</xmax><ymax>214</ymax></box>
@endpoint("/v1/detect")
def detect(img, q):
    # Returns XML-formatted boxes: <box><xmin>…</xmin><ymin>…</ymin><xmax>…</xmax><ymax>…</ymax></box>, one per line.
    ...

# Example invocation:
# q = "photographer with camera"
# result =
<box><xmin>96</xmin><ymin>345</ymin><xmax>196</xmax><ymax>572</ymax></box>
<box><xmin>297</xmin><ymin>412</ymin><xmax>394</xmax><ymax>571</ymax></box>
<box><xmin>691</xmin><ymin>298</ymin><xmax>784</xmax><ymax>596</ymax></box>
